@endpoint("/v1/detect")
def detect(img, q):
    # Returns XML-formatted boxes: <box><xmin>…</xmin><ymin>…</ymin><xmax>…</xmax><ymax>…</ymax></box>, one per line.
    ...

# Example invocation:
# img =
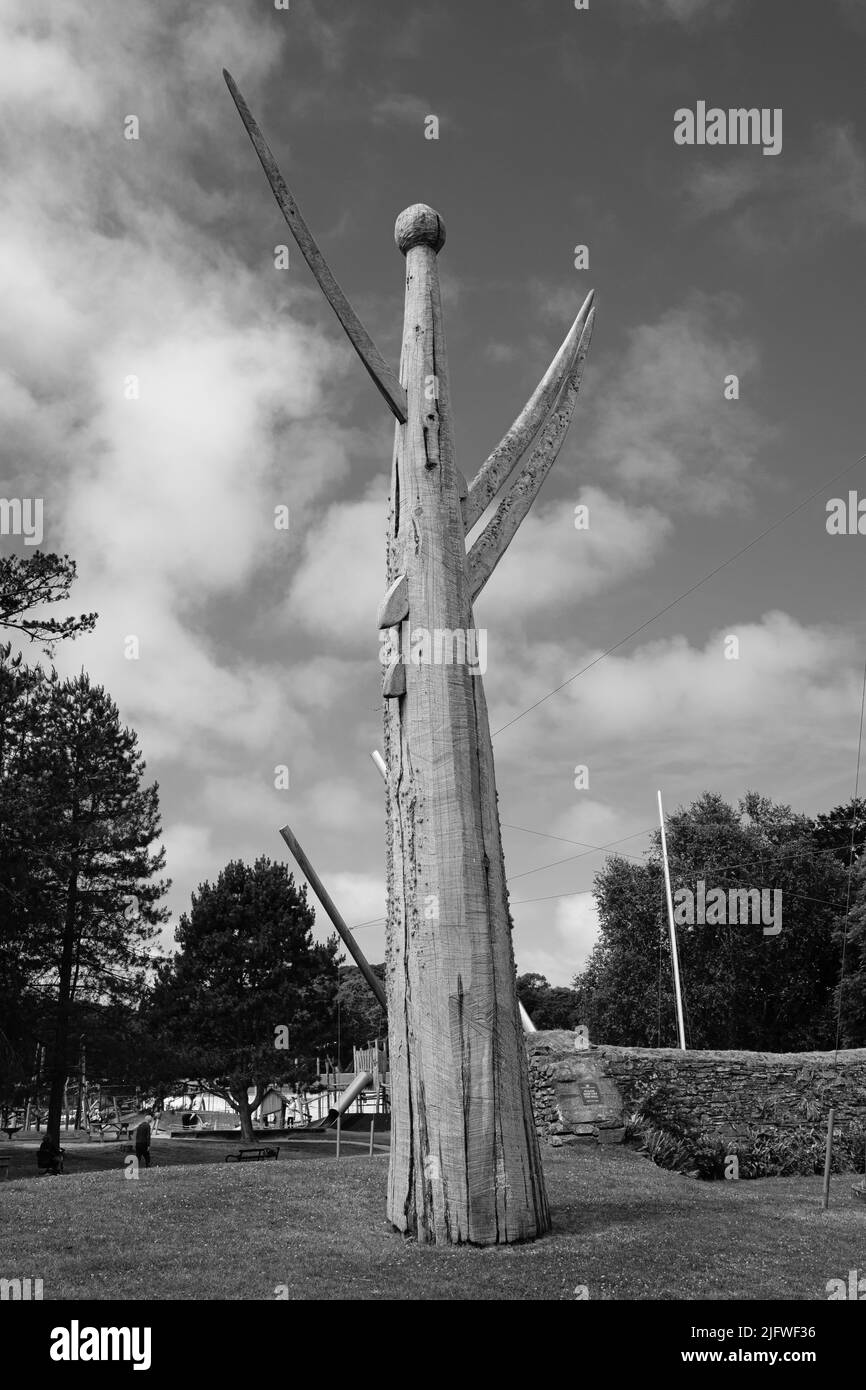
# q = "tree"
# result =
<box><xmin>337</xmin><ymin>964</ymin><xmax>387</xmax><ymax>1059</ymax></box>
<box><xmin>517</xmin><ymin>974</ymin><xmax>581</xmax><ymax>1030</ymax></box>
<box><xmin>574</xmin><ymin>792</ymin><xmax>848</xmax><ymax>1051</ymax></box>
<box><xmin>811</xmin><ymin>798</ymin><xmax>866</xmax><ymax>869</ymax></box>
<box><xmin>0</xmin><ymin>659</ymin><xmax>169</xmax><ymax>1143</ymax></box>
<box><xmin>150</xmin><ymin>858</ymin><xmax>340</xmax><ymax>1141</ymax></box>
<box><xmin>833</xmin><ymin>860</ymin><xmax>866</xmax><ymax>1046</ymax></box>
<box><xmin>0</xmin><ymin>554</ymin><xmax>96</xmax><ymax>652</ymax></box>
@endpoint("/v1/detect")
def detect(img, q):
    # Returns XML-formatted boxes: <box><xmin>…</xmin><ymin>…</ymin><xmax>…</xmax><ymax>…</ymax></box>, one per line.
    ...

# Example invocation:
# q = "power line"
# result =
<box><xmin>502</xmin><ymin>821</ymin><xmax>650</xmax><ymax>859</ymax></box>
<box><xmin>347</xmin><ymin>811</ymin><xmax>866</xmax><ymax>934</ymax></box>
<box><xmin>506</xmin><ymin>826</ymin><xmax>656</xmax><ymax>882</ymax></box>
<box><xmin>491</xmin><ymin>449</ymin><xmax>866</xmax><ymax>739</ymax></box>
<box><xmin>505</xmin><ymin>811</ymin><xmax>866</xmax><ymax>887</ymax></box>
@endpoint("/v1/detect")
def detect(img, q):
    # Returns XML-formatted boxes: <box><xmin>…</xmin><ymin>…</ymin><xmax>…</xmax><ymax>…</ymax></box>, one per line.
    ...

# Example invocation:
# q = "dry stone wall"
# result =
<box><xmin>527</xmin><ymin>1031</ymin><xmax>866</xmax><ymax>1145</ymax></box>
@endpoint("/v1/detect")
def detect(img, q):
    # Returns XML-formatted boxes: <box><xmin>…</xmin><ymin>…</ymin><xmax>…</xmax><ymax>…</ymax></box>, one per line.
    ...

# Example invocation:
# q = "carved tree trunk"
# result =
<box><xmin>383</xmin><ymin>206</ymin><xmax>550</xmax><ymax>1245</ymax></box>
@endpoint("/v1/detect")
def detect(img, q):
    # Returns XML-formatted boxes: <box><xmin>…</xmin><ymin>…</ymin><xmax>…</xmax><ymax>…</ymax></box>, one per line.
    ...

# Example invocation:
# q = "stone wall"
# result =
<box><xmin>526</xmin><ymin>1031</ymin><xmax>866</xmax><ymax>1145</ymax></box>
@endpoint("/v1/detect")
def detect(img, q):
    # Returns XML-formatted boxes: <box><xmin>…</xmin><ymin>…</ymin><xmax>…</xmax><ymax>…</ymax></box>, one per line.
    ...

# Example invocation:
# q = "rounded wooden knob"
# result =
<box><xmin>395</xmin><ymin>204</ymin><xmax>446</xmax><ymax>255</ymax></box>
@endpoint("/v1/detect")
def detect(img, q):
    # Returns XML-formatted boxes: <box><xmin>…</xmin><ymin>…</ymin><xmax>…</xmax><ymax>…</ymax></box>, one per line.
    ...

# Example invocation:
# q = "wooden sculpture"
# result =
<box><xmin>225</xmin><ymin>71</ymin><xmax>595</xmax><ymax>1245</ymax></box>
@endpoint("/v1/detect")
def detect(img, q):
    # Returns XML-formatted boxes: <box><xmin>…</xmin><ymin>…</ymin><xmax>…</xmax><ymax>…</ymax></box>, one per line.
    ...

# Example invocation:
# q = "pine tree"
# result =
<box><xmin>150</xmin><ymin>858</ymin><xmax>339</xmax><ymax>1141</ymax></box>
<box><xmin>0</xmin><ymin>662</ymin><xmax>169</xmax><ymax>1142</ymax></box>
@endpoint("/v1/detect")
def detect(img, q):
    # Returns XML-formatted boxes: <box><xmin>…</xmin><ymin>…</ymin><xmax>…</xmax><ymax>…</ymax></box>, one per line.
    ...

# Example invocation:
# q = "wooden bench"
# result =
<box><xmin>0</xmin><ymin>1156</ymin><xmax>11</xmax><ymax>1180</ymax></box>
<box><xmin>225</xmin><ymin>1146</ymin><xmax>279</xmax><ymax>1163</ymax></box>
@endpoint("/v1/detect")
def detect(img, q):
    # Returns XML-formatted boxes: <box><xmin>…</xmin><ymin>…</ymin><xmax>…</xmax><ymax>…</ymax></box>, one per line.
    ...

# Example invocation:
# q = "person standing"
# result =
<box><xmin>134</xmin><ymin>1117</ymin><xmax>152</xmax><ymax>1169</ymax></box>
<box><xmin>37</xmin><ymin>1135</ymin><xmax>64</xmax><ymax>1175</ymax></box>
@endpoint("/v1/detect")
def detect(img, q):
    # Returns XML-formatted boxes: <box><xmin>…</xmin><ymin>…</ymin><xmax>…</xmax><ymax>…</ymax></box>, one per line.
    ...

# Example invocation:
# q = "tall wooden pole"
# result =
<box><xmin>382</xmin><ymin>206</ymin><xmax>549</xmax><ymax>1245</ymax></box>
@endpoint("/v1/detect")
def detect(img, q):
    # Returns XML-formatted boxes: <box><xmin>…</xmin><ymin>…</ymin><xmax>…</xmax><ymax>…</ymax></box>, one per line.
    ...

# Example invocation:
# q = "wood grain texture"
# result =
<box><xmin>223</xmin><ymin>70</ymin><xmax>407</xmax><ymax>424</ymax></box>
<box><xmin>463</xmin><ymin>291</ymin><xmax>594</xmax><ymax>532</ymax></box>
<box><xmin>468</xmin><ymin>308</ymin><xmax>595</xmax><ymax>602</ymax></box>
<box><xmin>383</xmin><ymin>208</ymin><xmax>549</xmax><ymax>1245</ymax></box>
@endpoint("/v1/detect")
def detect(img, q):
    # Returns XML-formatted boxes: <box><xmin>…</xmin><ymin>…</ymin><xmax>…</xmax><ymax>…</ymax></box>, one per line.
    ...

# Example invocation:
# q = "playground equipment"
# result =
<box><xmin>225</xmin><ymin>67</ymin><xmax>595</xmax><ymax>1244</ymax></box>
<box><xmin>309</xmin><ymin>1070</ymin><xmax>374</xmax><ymax>1130</ymax></box>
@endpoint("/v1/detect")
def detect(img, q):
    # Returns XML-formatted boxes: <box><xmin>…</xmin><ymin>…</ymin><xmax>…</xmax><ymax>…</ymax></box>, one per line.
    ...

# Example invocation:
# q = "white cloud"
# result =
<box><xmin>589</xmin><ymin>300</ymin><xmax>772</xmax><ymax>512</ymax></box>
<box><xmin>285</xmin><ymin>489</ymin><xmax>385</xmax><ymax>650</ymax></box>
<box><xmin>629</xmin><ymin>0</ymin><xmax>735</xmax><ymax>20</ymax></box>
<box><xmin>684</xmin><ymin>125</ymin><xmax>866</xmax><ymax>245</ymax></box>
<box><xmin>511</xmin><ymin>893</ymin><xmax>599</xmax><ymax>986</ymax></box>
<box><xmin>474</xmin><ymin>487</ymin><xmax>671</xmax><ymax>631</ymax></box>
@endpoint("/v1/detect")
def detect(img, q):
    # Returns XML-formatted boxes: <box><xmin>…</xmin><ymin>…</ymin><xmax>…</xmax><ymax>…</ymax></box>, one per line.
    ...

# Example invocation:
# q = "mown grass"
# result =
<box><xmin>1</xmin><ymin>1145</ymin><xmax>864</xmax><ymax>1300</ymax></box>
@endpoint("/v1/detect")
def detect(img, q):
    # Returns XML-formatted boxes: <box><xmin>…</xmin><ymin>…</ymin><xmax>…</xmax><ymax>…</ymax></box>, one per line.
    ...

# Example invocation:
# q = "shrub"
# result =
<box><xmin>628</xmin><ymin>1114</ymin><xmax>866</xmax><ymax>1181</ymax></box>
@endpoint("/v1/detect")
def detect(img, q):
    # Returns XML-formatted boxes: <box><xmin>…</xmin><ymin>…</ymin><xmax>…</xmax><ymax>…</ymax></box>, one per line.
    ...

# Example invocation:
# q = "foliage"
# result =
<box><xmin>337</xmin><ymin>964</ymin><xmax>387</xmax><ymax>1060</ymax></box>
<box><xmin>148</xmin><ymin>857</ymin><xmax>340</xmax><ymax>1138</ymax></box>
<box><xmin>574</xmin><ymin>791</ymin><xmax>852</xmax><ymax>1049</ymax></box>
<box><xmin>630</xmin><ymin>1116</ymin><xmax>866</xmax><ymax>1181</ymax></box>
<box><xmin>810</xmin><ymin>797</ymin><xmax>866</xmax><ymax>870</ymax></box>
<box><xmin>0</xmin><ymin>554</ymin><xmax>96</xmax><ymax>652</ymax></box>
<box><xmin>0</xmin><ymin>653</ymin><xmax>169</xmax><ymax>1139</ymax></box>
<box><xmin>516</xmin><ymin>973</ymin><xmax>582</xmax><ymax>1029</ymax></box>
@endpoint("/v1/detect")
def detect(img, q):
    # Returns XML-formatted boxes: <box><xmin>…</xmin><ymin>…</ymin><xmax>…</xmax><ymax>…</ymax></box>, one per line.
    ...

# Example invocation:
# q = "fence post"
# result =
<box><xmin>822</xmin><ymin>1107</ymin><xmax>835</xmax><ymax>1209</ymax></box>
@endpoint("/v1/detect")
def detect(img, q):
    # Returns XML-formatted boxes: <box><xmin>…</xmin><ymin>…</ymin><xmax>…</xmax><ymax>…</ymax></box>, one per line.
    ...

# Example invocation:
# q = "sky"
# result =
<box><xmin>2</xmin><ymin>0</ymin><xmax>865</xmax><ymax>985</ymax></box>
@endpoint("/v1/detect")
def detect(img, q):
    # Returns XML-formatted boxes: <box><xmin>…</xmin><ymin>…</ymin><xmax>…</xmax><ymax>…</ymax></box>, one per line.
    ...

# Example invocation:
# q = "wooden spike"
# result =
<box><xmin>223</xmin><ymin>70</ymin><xmax>407</xmax><ymax>424</ymax></box>
<box><xmin>377</xmin><ymin>574</ymin><xmax>409</xmax><ymax>629</ymax></box>
<box><xmin>382</xmin><ymin>652</ymin><xmax>406</xmax><ymax>698</ymax></box>
<box><xmin>463</xmin><ymin>290</ymin><xmax>594</xmax><ymax>531</ymax></box>
<box><xmin>467</xmin><ymin>308</ymin><xmax>596</xmax><ymax>601</ymax></box>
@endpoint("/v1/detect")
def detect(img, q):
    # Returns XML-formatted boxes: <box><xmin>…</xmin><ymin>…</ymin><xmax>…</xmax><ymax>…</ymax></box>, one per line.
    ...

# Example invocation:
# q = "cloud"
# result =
<box><xmin>682</xmin><ymin>163</ymin><xmax>764</xmax><ymax>217</ymax></box>
<box><xmin>0</xmin><ymin>0</ymin><xmax>373</xmax><ymax>928</ymax></box>
<box><xmin>683</xmin><ymin>124</ymin><xmax>866</xmax><ymax>246</ymax></box>
<box><xmin>285</xmin><ymin>488</ymin><xmax>384</xmax><ymax>651</ymax></box>
<box><xmin>588</xmin><ymin>299</ymin><xmax>772</xmax><ymax>512</ymax></box>
<box><xmin>474</xmin><ymin>488</ymin><xmax>671</xmax><ymax>633</ymax></box>
<box><xmin>370</xmin><ymin>93</ymin><xmax>437</xmax><ymax>128</ymax></box>
<box><xmin>628</xmin><ymin>0</ymin><xmax>735</xmax><ymax>21</ymax></box>
<box><xmin>493</xmin><ymin>611</ymin><xmax>862</xmax><ymax>798</ymax></box>
<box><xmin>314</xmin><ymin>872</ymin><xmax>386</xmax><ymax>961</ymax></box>
<box><xmin>511</xmin><ymin>893</ymin><xmax>600</xmax><ymax>986</ymax></box>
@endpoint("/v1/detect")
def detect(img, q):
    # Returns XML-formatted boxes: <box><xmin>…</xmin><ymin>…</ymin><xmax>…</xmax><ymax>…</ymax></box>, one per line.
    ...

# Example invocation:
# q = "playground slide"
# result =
<box><xmin>308</xmin><ymin>1070</ymin><xmax>373</xmax><ymax>1129</ymax></box>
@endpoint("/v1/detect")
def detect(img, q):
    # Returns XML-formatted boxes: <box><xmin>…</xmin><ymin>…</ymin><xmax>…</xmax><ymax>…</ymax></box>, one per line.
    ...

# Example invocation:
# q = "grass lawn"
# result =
<box><xmin>0</xmin><ymin>1131</ymin><xmax>387</xmax><ymax>1182</ymax></box>
<box><xmin>1</xmin><ymin>1144</ymin><xmax>864</xmax><ymax>1300</ymax></box>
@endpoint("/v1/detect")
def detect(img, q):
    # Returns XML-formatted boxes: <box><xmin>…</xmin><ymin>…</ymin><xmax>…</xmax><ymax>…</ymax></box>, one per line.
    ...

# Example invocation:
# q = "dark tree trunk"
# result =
<box><xmin>46</xmin><ymin>863</ymin><xmax>79</xmax><ymax>1146</ymax></box>
<box><xmin>234</xmin><ymin>1087</ymin><xmax>258</xmax><ymax>1143</ymax></box>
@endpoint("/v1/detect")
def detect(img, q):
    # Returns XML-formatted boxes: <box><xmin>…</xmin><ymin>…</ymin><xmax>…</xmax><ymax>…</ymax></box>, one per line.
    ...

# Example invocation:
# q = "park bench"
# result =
<box><xmin>225</xmin><ymin>1146</ymin><xmax>279</xmax><ymax>1163</ymax></box>
<box><xmin>0</xmin><ymin>1156</ymin><xmax>11</xmax><ymax>1180</ymax></box>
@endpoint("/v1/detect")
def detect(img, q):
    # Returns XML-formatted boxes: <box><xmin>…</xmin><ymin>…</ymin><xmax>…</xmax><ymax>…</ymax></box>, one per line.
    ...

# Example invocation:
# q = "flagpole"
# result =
<box><xmin>657</xmin><ymin>790</ymin><xmax>687</xmax><ymax>1050</ymax></box>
